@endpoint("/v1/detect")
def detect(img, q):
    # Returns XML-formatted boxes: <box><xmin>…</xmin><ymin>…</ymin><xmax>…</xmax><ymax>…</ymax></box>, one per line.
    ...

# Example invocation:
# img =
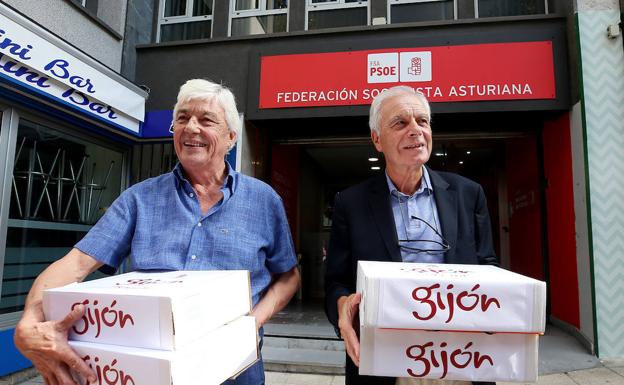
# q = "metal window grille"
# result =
<box><xmin>387</xmin><ymin>0</ymin><xmax>549</xmax><ymax>23</ymax></box>
<box><xmin>387</xmin><ymin>0</ymin><xmax>457</xmax><ymax>23</ymax></box>
<box><xmin>10</xmin><ymin>136</ymin><xmax>117</xmax><ymax>225</ymax></box>
<box><xmin>305</xmin><ymin>0</ymin><xmax>369</xmax><ymax>30</ymax></box>
<box><xmin>474</xmin><ymin>0</ymin><xmax>549</xmax><ymax>18</ymax></box>
<box><xmin>157</xmin><ymin>0</ymin><xmax>215</xmax><ymax>42</ymax></box>
<box><xmin>229</xmin><ymin>0</ymin><xmax>289</xmax><ymax>36</ymax></box>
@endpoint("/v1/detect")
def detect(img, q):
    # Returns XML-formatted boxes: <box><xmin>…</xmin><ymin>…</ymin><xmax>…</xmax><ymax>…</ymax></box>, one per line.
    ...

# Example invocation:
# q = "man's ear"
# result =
<box><xmin>371</xmin><ymin>131</ymin><xmax>382</xmax><ymax>152</ymax></box>
<box><xmin>229</xmin><ymin>130</ymin><xmax>238</xmax><ymax>145</ymax></box>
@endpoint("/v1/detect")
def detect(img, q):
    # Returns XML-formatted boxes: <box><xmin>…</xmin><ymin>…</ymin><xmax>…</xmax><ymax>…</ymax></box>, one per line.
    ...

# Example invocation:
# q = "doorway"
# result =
<box><xmin>270</xmin><ymin>132</ymin><xmax>546</xmax><ymax>302</ymax></box>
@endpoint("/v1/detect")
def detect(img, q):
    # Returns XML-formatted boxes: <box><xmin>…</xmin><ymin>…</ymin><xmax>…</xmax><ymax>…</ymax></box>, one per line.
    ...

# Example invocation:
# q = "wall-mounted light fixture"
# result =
<box><xmin>607</xmin><ymin>23</ymin><xmax>620</xmax><ymax>39</ymax></box>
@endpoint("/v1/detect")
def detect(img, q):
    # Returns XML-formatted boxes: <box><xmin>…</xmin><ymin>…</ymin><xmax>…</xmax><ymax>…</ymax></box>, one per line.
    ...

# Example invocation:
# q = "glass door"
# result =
<box><xmin>0</xmin><ymin>112</ymin><xmax>128</xmax><ymax>317</ymax></box>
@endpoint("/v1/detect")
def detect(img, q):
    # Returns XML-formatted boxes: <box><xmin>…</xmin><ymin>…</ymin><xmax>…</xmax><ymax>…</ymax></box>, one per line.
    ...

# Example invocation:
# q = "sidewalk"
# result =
<box><xmin>5</xmin><ymin>323</ymin><xmax>624</xmax><ymax>385</ymax></box>
<box><xmin>6</xmin><ymin>363</ymin><xmax>624</xmax><ymax>385</ymax></box>
<box><xmin>265</xmin><ymin>362</ymin><xmax>624</xmax><ymax>384</ymax></box>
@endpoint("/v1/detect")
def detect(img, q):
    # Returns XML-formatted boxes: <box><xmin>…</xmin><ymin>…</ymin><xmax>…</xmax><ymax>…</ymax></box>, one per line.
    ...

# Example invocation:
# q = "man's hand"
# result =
<box><xmin>251</xmin><ymin>267</ymin><xmax>300</xmax><ymax>328</ymax></box>
<box><xmin>337</xmin><ymin>292</ymin><xmax>362</xmax><ymax>367</ymax></box>
<box><xmin>14</xmin><ymin>304</ymin><xmax>96</xmax><ymax>385</ymax></box>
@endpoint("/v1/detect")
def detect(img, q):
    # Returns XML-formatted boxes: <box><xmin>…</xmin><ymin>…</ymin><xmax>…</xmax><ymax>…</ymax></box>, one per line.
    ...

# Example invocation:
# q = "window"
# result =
<box><xmin>388</xmin><ymin>0</ymin><xmax>455</xmax><ymax>24</ymax></box>
<box><xmin>306</xmin><ymin>0</ymin><xmax>368</xmax><ymax>31</ymax></box>
<box><xmin>230</xmin><ymin>0</ymin><xmax>288</xmax><ymax>37</ymax></box>
<box><xmin>388</xmin><ymin>0</ymin><xmax>548</xmax><ymax>23</ymax></box>
<box><xmin>79</xmin><ymin>0</ymin><xmax>98</xmax><ymax>14</ymax></box>
<box><xmin>0</xmin><ymin>118</ymin><xmax>126</xmax><ymax>314</ymax></box>
<box><xmin>157</xmin><ymin>0</ymin><xmax>214</xmax><ymax>42</ymax></box>
<box><xmin>477</xmin><ymin>0</ymin><xmax>547</xmax><ymax>18</ymax></box>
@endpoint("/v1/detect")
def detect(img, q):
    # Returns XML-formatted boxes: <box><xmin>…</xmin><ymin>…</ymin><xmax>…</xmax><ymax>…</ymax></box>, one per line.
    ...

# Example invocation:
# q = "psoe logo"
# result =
<box><xmin>367</xmin><ymin>52</ymin><xmax>432</xmax><ymax>84</ymax></box>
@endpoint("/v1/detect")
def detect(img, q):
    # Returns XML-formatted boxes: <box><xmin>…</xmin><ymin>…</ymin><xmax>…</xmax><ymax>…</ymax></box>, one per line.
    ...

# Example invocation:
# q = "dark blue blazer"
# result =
<box><xmin>324</xmin><ymin>167</ymin><xmax>498</xmax><ymax>385</ymax></box>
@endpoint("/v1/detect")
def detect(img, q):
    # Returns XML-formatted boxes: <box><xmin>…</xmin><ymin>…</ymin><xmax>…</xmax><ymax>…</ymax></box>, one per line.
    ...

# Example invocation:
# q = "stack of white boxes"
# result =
<box><xmin>43</xmin><ymin>270</ymin><xmax>258</xmax><ymax>385</ymax></box>
<box><xmin>357</xmin><ymin>261</ymin><xmax>547</xmax><ymax>382</ymax></box>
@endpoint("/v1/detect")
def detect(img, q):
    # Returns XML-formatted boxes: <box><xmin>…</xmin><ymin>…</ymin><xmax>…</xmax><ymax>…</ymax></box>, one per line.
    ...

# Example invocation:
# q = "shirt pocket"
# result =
<box><xmin>211</xmin><ymin>225</ymin><xmax>263</xmax><ymax>272</ymax></box>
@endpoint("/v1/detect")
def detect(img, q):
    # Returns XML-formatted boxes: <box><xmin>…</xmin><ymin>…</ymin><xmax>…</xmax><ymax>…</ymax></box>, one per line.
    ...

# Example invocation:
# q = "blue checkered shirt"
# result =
<box><xmin>76</xmin><ymin>162</ymin><xmax>298</xmax><ymax>307</ymax></box>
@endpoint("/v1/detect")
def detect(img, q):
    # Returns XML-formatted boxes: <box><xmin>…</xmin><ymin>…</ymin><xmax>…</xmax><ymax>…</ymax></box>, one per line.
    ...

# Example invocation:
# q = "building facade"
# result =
<box><xmin>574</xmin><ymin>0</ymin><xmax>624</xmax><ymax>359</ymax></box>
<box><xmin>0</xmin><ymin>0</ymin><xmax>147</xmax><ymax>375</ymax></box>
<box><xmin>132</xmin><ymin>0</ymin><xmax>624</xmax><ymax>360</ymax></box>
<box><xmin>0</xmin><ymin>0</ymin><xmax>623</xmax><ymax>377</ymax></box>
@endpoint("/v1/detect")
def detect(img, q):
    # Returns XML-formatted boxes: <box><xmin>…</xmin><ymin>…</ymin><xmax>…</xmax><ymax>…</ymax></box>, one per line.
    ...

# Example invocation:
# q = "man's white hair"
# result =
<box><xmin>368</xmin><ymin>86</ymin><xmax>431</xmax><ymax>136</ymax></box>
<box><xmin>173</xmin><ymin>79</ymin><xmax>241</xmax><ymax>141</ymax></box>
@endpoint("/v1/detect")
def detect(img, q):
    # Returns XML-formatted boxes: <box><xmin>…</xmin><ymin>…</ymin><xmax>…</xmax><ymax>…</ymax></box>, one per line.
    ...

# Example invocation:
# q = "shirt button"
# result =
<box><xmin>197</xmin><ymin>222</ymin><xmax>202</xmax><ymax>227</ymax></box>
<box><xmin>191</xmin><ymin>255</ymin><xmax>197</xmax><ymax>260</ymax></box>
<box><xmin>189</xmin><ymin>192</ymin><xmax>194</xmax><ymax>198</ymax></box>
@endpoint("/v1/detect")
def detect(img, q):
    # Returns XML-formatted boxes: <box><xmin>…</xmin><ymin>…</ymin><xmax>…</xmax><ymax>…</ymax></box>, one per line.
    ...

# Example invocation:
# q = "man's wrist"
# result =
<box><xmin>337</xmin><ymin>295</ymin><xmax>349</xmax><ymax>311</ymax></box>
<box><xmin>19</xmin><ymin>304</ymin><xmax>45</xmax><ymax>324</ymax></box>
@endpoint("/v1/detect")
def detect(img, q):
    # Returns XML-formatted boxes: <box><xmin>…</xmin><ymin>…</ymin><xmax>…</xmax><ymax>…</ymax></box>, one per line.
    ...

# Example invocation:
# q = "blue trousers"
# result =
<box><xmin>222</xmin><ymin>331</ymin><xmax>265</xmax><ymax>385</ymax></box>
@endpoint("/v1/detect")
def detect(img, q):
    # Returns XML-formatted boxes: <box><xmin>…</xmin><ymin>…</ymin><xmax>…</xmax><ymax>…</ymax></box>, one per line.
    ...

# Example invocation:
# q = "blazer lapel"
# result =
<box><xmin>368</xmin><ymin>174</ymin><xmax>402</xmax><ymax>262</ymax></box>
<box><xmin>428</xmin><ymin>167</ymin><xmax>458</xmax><ymax>261</ymax></box>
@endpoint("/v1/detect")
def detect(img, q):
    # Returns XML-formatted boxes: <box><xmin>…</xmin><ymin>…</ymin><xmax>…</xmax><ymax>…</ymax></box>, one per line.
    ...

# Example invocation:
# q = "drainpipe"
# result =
<box><xmin>621</xmin><ymin>12</ymin><xmax>623</xmax><ymax>51</ymax></box>
<box><xmin>621</xmin><ymin>0</ymin><xmax>624</xmax><ymax>50</ymax></box>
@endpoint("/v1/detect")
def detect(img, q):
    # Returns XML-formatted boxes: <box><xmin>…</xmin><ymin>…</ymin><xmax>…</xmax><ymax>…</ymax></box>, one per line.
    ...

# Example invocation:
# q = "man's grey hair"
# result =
<box><xmin>173</xmin><ymin>79</ymin><xmax>241</xmax><ymax>140</ymax></box>
<box><xmin>368</xmin><ymin>86</ymin><xmax>431</xmax><ymax>136</ymax></box>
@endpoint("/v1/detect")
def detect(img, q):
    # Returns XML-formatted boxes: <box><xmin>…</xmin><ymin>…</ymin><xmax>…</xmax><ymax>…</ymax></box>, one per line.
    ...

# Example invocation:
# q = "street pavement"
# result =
<box><xmin>5</xmin><ymin>362</ymin><xmax>624</xmax><ymax>385</ymax></box>
<box><xmin>4</xmin><ymin>322</ymin><xmax>623</xmax><ymax>385</ymax></box>
<box><xmin>264</xmin><ymin>362</ymin><xmax>624</xmax><ymax>385</ymax></box>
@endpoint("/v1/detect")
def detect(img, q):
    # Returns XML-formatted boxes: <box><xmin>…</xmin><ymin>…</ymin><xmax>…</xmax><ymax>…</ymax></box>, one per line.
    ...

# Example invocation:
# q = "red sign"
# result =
<box><xmin>259</xmin><ymin>42</ymin><xmax>555</xmax><ymax>108</ymax></box>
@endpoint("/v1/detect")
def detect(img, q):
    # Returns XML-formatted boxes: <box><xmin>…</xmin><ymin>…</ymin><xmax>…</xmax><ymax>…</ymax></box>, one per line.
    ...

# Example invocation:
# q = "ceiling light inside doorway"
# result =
<box><xmin>371</xmin><ymin>166</ymin><xmax>381</xmax><ymax>170</ymax></box>
<box><xmin>466</xmin><ymin>151</ymin><xmax>471</xmax><ymax>155</ymax></box>
<box><xmin>459</xmin><ymin>161</ymin><xmax>464</xmax><ymax>165</ymax></box>
<box><xmin>368</xmin><ymin>157</ymin><xmax>379</xmax><ymax>162</ymax></box>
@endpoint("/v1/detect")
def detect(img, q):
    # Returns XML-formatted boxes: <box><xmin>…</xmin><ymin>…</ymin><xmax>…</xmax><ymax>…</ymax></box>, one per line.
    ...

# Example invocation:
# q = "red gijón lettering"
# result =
<box><xmin>115</xmin><ymin>278</ymin><xmax>183</xmax><ymax>286</ymax></box>
<box><xmin>81</xmin><ymin>355</ymin><xmax>136</xmax><ymax>385</ymax></box>
<box><xmin>399</xmin><ymin>267</ymin><xmax>471</xmax><ymax>274</ymax></box>
<box><xmin>411</xmin><ymin>283</ymin><xmax>501</xmax><ymax>323</ymax></box>
<box><xmin>71</xmin><ymin>299</ymin><xmax>135</xmax><ymax>338</ymax></box>
<box><xmin>405</xmin><ymin>341</ymin><xmax>494</xmax><ymax>379</ymax></box>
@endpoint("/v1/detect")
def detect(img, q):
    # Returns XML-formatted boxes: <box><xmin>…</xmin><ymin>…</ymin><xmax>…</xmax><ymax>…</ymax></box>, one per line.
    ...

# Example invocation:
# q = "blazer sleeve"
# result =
<box><xmin>324</xmin><ymin>192</ymin><xmax>354</xmax><ymax>332</ymax></box>
<box><xmin>474</xmin><ymin>185</ymin><xmax>499</xmax><ymax>266</ymax></box>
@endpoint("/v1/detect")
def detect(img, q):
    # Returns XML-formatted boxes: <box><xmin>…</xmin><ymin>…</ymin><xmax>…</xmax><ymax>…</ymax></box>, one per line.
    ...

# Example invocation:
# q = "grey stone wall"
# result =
<box><xmin>576</xmin><ymin>0</ymin><xmax>619</xmax><ymax>10</ymax></box>
<box><xmin>97</xmin><ymin>0</ymin><xmax>127</xmax><ymax>35</ymax></box>
<box><xmin>3</xmin><ymin>0</ymin><xmax>126</xmax><ymax>71</ymax></box>
<box><xmin>121</xmin><ymin>0</ymin><xmax>155</xmax><ymax>80</ymax></box>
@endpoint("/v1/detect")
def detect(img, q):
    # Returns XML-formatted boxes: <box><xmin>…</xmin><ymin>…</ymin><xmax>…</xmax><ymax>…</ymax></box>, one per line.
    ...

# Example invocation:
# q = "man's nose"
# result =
<box><xmin>183</xmin><ymin>116</ymin><xmax>201</xmax><ymax>133</ymax></box>
<box><xmin>407</xmin><ymin>118</ymin><xmax>423</xmax><ymax>136</ymax></box>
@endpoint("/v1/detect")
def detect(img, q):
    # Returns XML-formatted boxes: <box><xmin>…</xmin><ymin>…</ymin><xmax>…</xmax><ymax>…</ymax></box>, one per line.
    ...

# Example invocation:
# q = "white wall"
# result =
<box><xmin>570</xmin><ymin>102</ymin><xmax>594</xmax><ymax>350</ymax></box>
<box><xmin>575</xmin><ymin>0</ymin><xmax>624</xmax><ymax>358</ymax></box>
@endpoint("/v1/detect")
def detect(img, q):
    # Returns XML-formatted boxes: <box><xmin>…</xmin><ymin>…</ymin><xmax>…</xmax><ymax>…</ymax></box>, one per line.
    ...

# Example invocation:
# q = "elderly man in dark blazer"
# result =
<box><xmin>325</xmin><ymin>86</ymin><xmax>498</xmax><ymax>385</ymax></box>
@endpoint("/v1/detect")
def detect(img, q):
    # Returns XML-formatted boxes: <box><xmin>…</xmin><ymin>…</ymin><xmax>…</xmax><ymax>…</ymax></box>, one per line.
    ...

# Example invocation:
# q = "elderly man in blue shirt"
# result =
<box><xmin>14</xmin><ymin>79</ymin><xmax>300</xmax><ymax>385</ymax></box>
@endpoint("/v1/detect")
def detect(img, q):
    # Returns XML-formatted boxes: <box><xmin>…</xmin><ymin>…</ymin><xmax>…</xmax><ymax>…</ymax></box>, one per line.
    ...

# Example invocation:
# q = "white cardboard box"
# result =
<box><xmin>360</xmin><ymin>327</ymin><xmax>539</xmax><ymax>382</ymax></box>
<box><xmin>357</xmin><ymin>261</ymin><xmax>546</xmax><ymax>333</ymax></box>
<box><xmin>69</xmin><ymin>316</ymin><xmax>259</xmax><ymax>385</ymax></box>
<box><xmin>43</xmin><ymin>270</ymin><xmax>252</xmax><ymax>350</ymax></box>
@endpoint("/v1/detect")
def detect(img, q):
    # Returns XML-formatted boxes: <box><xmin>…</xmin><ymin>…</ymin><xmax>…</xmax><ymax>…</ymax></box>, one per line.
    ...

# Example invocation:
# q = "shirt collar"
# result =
<box><xmin>385</xmin><ymin>166</ymin><xmax>434</xmax><ymax>198</ymax></box>
<box><xmin>173</xmin><ymin>161</ymin><xmax>237</xmax><ymax>194</ymax></box>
